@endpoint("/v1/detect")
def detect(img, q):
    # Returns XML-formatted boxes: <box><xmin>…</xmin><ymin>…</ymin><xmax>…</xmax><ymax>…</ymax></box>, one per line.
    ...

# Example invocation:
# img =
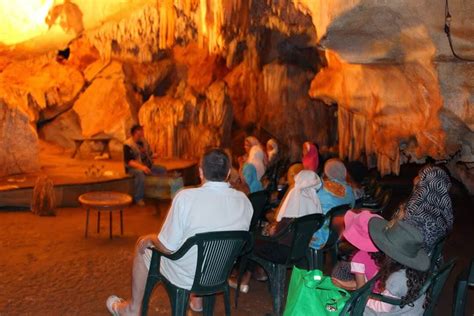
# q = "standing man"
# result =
<box><xmin>107</xmin><ymin>148</ymin><xmax>253</xmax><ymax>315</ymax></box>
<box><xmin>123</xmin><ymin>124</ymin><xmax>165</xmax><ymax>206</ymax></box>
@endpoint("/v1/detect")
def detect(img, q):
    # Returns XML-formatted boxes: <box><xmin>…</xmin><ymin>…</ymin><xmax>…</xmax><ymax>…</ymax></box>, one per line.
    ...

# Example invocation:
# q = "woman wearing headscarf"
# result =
<box><xmin>242</xmin><ymin>162</ymin><xmax>263</xmax><ymax>193</ymax></box>
<box><xmin>246</xmin><ymin>145</ymin><xmax>266</xmax><ymax>180</ymax></box>
<box><xmin>309</xmin><ymin>158</ymin><xmax>355</xmax><ymax>250</ymax></box>
<box><xmin>263</xmin><ymin>138</ymin><xmax>286</xmax><ymax>191</ymax></box>
<box><xmin>401</xmin><ymin>165</ymin><xmax>453</xmax><ymax>252</ymax></box>
<box><xmin>239</xmin><ymin>137</ymin><xmax>266</xmax><ymax>193</ymax></box>
<box><xmin>266</xmin><ymin>139</ymin><xmax>279</xmax><ymax>164</ymax></box>
<box><xmin>302</xmin><ymin>141</ymin><xmax>319</xmax><ymax>172</ymax></box>
<box><xmin>229</xmin><ymin>170</ymin><xmax>323</xmax><ymax>293</ymax></box>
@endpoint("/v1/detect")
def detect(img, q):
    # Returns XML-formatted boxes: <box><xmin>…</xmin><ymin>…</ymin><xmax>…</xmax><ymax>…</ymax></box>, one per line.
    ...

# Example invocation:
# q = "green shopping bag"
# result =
<box><xmin>284</xmin><ymin>266</ymin><xmax>350</xmax><ymax>316</ymax></box>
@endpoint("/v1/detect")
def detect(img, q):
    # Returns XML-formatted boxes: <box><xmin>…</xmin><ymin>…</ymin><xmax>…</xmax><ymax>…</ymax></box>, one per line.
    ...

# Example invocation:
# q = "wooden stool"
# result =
<box><xmin>79</xmin><ymin>191</ymin><xmax>132</xmax><ymax>239</ymax></box>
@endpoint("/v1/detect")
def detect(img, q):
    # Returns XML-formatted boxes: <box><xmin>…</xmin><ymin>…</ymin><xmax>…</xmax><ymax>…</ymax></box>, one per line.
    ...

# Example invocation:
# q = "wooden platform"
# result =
<box><xmin>0</xmin><ymin>145</ymin><xmax>198</xmax><ymax>208</ymax></box>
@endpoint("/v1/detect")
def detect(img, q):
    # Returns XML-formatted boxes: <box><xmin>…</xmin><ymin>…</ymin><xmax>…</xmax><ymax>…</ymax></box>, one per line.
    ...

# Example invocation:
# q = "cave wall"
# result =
<box><xmin>0</xmin><ymin>0</ymin><xmax>472</xmax><ymax>192</ymax></box>
<box><xmin>295</xmin><ymin>0</ymin><xmax>474</xmax><ymax>191</ymax></box>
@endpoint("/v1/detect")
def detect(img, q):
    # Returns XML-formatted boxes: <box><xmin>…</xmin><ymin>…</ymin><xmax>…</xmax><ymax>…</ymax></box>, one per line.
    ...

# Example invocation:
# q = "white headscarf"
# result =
<box><xmin>245</xmin><ymin>136</ymin><xmax>261</xmax><ymax>148</ymax></box>
<box><xmin>247</xmin><ymin>145</ymin><xmax>266</xmax><ymax>180</ymax></box>
<box><xmin>267</xmin><ymin>138</ymin><xmax>278</xmax><ymax>162</ymax></box>
<box><xmin>276</xmin><ymin>170</ymin><xmax>323</xmax><ymax>221</ymax></box>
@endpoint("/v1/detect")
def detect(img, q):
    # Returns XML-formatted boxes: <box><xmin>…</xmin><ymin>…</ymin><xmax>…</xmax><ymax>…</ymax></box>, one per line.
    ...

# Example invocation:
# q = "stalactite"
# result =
<box><xmin>158</xmin><ymin>0</ymin><xmax>176</xmax><ymax>49</ymax></box>
<box><xmin>139</xmin><ymin>81</ymin><xmax>232</xmax><ymax>159</ymax></box>
<box><xmin>87</xmin><ymin>4</ymin><xmax>160</xmax><ymax>62</ymax></box>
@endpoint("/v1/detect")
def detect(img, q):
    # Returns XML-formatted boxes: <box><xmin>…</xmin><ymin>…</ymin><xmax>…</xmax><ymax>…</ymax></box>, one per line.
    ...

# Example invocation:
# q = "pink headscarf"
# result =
<box><xmin>302</xmin><ymin>142</ymin><xmax>319</xmax><ymax>172</ymax></box>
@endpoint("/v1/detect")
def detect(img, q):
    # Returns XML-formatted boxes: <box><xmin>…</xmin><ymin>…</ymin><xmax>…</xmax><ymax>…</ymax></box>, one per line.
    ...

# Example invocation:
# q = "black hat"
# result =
<box><xmin>369</xmin><ymin>218</ymin><xmax>430</xmax><ymax>271</ymax></box>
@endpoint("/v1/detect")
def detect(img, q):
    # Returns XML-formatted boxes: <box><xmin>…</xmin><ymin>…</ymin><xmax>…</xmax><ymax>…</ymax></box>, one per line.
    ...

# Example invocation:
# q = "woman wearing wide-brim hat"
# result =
<box><xmin>364</xmin><ymin>218</ymin><xmax>431</xmax><ymax>315</ymax></box>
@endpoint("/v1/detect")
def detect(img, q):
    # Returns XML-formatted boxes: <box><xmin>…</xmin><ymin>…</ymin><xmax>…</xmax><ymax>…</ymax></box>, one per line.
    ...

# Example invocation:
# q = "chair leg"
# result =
<box><xmin>84</xmin><ymin>208</ymin><xmax>89</xmax><ymax>238</ymax></box>
<box><xmin>120</xmin><ymin>209</ymin><xmax>124</xmax><ymax>235</ymax></box>
<box><xmin>223</xmin><ymin>286</ymin><xmax>231</xmax><ymax>316</ymax></box>
<box><xmin>109</xmin><ymin>210</ymin><xmax>112</xmax><ymax>239</ymax></box>
<box><xmin>141</xmin><ymin>276</ymin><xmax>160</xmax><ymax>316</ymax></box>
<box><xmin>267</xmin><ymin>263</ymin><xmax>286</xmax><ymax>315</ymax></box>
<box><xmin>307</xmin><ymin>248</ymin><xmax>315</xmax><ymax>270</ymax></box>
<box><xmin>453</xmin><ymin>277</ymin><xmax>468</xmax><ymax>316</ymax></box>
<box><xmin>164</xmin><ymin>285</ymin><xmax>190</xmax><ymax>316</ymax></box>
<box><xmin>313</xmin><ymin>249</ymin><xmax>324</xmax><ymax>270</ymax></box>
<box><xmin>203</xmin><ymin>294</ymin><xmax>217</xmax><ymax>316</ymax></box>
<box><xmin>97</xmin><ymin>210</ymin><xmax>100</xmax><ymax>233</ymax></box>
<box><xmin>235</xmin><ymin>256</ymin><xmax>248</xmax><ymax>308</ymax></box>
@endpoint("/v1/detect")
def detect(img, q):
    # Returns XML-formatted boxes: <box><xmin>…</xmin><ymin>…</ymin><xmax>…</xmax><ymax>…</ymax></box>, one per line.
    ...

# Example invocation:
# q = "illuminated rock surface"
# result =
<box><xmin>0</xmin><ymin>0</ymin><xmax>472</xmax><ymax>190</ymax></box>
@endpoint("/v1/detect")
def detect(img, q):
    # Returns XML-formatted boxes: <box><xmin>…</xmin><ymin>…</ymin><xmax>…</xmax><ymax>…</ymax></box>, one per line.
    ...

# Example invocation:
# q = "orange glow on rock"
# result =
<box><xmin>0</xmin><ymin>0</ymin><xmax>54</xmax><ymax>45</ymax></box>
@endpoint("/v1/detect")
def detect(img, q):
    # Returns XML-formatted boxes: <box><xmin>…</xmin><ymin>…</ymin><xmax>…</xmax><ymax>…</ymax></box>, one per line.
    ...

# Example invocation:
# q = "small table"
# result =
<box><xmin>79</xmin><ymin>191</ymin><xmax>132</xmax><ymax>239</ymax></box>
<box><xmin>71</xmin><ymin>137</ymin><xmax>113</xmax><ymax>159</ymax></box>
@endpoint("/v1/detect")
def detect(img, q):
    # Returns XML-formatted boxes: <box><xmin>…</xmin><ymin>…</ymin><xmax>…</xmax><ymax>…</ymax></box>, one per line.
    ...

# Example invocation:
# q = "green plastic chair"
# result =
<box><xmin>235</xmin><ymin>213</ymin><xmax>325</xmax><ymax>315</ymax></box>
<box><xmin>340</xmin><ymin>258</ymin><xmax>456</xmax><ymax>316</ymax></box>
<box><xmin>308</xmin><ymin>204</ymin><xmax>351</xmax><ymax>270</ymax></box>
<box><xmin>141</xmin><ymin>231</ymin><xmax>252</xmax><ymax>316</ymax></box>
<box><xmin>247</xmin><ymin>190</ymin><xmax>270</xmax><ymax>232</ymax></box>
<box><xmin>429</xmin><ymin>237</ymin><xmax>446</xmax><ymax>271</ymax></box>
<box><xmin>453</xmin><ymin>259</ymin><xmax>474</xmax><ymax>316</ymax></box>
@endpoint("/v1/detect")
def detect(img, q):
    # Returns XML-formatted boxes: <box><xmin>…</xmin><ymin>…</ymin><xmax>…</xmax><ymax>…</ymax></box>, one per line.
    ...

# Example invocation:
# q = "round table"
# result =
<box><xmin>79</xmin><ymin>191</ymin><xmax>132</xmax><ymax>239</ymax></box>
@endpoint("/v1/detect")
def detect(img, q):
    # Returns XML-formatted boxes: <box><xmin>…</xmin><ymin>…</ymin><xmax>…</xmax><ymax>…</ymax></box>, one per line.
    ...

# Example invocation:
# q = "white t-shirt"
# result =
<box><xmin>143</xmin><ymin>181</ymin><xmax>253</xmax><ymax>290</ymax></box>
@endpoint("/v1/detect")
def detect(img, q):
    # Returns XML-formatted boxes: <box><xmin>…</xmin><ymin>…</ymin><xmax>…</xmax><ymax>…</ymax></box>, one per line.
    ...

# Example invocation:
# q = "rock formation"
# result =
<box><xmin>0</xmin><ymin>100</ymin><xmax>40</xmax><ymax>176</ymax></box>
<box><xmin>0</xmin><ymin>0</ymin><xmax>472</xmax><ymax>191</ymax></box>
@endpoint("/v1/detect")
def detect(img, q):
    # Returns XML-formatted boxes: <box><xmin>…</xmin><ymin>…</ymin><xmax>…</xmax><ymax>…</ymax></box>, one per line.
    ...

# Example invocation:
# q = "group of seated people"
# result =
<box><xmin>108</xmin><ymin>136</ymin><xmax>453</xmax><ymax>316</ymax></box>
<box><xmin>233</xmin><ymin>136</ymin><xmax>321</xmax><ymax>195</ymax></box>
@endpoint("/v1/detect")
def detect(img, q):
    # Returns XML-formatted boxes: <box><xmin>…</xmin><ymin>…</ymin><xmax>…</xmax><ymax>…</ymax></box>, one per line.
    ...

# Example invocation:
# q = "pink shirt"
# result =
<box><xmin>350</xmin><ymin>250</ymin><xmax>379</xmax><ymax>281</ymax></box>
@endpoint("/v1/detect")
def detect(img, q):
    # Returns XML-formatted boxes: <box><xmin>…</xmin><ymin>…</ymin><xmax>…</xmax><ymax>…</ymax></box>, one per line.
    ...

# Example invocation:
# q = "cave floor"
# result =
<box><xmin>0</xmin><ymin>177</ymin><xmax>473</xmax><ymax>315</ymax></box>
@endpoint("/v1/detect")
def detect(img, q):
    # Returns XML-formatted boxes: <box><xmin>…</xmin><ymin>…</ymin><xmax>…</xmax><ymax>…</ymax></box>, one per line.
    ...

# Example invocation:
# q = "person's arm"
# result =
<box><xmin>350</xmin><ymin>253</ymin><xmax>368</xmax><ymax>289</ymax></box>
<box><xmin>136</xmin><ymin>233</ymin><xmax>172</xmax><ymax>255</ymax></box>
<box><xmin>128</xmin><ymin>160</ymin><xmax>151</xmax><ymax>174</ymax></box>
<box><xmin>354</xmin><ymin>273</ymin><xmax>366</xmax><ymax>289</ymax></box>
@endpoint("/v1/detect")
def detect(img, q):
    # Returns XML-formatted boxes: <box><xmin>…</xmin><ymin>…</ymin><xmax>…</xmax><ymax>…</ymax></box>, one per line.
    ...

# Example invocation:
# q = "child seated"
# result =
<box><xmin>365</xmin><ymin>218</ymin><xmax>431</xmax><ymax>315</ymax></box>
<box><xmin>332</xmin><ymin>210</ymin><xmax>383</xmax><ymax>290</ymax></box>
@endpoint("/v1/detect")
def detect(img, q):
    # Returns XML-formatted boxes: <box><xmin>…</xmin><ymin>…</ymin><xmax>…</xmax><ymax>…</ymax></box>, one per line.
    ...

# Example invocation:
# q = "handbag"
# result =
<box><xmin>284</xmin><ymin>266</ymin><xmax>350</xmax><ymax>316</ymax></box>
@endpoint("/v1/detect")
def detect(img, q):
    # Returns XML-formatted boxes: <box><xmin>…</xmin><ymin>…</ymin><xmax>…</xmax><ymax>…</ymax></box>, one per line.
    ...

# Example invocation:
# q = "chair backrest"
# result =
<box><xmin>423</xmin><ymin>258</ymin><xmax>456</xmax><ymax>315</ymax></box>
<box><xmin>340</xmin><ymin>259</ymin><xmax>456</xmax><ymax>316</ymax></box>
<box><xmin>324</xmin><ymin>204</ymin><xmax>351</xmax><ymax>248</ymax></box>
<box><xmin>190</xmin><ymin>231</ymin><xmax>251</xmax><ymax>294</ymax></box>
<box><xmin>248</xmin><ymin>190</ymin><xmax>269</xmax><ymax>231</ymax></box>
<box><xmin>287</xmin><ymin>213</ymin><xmax>325</xmax><ymax>264</ymax></box>
<box><xmin>429</xmin><ymin>236</ymin><xmax>446</xmax><ymax>271</ymax></box>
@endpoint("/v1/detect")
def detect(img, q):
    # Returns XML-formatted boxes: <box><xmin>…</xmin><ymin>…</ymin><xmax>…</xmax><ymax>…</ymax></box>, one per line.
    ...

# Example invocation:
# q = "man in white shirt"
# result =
<box><xmin>107</xmin><ymin>148</ymin><xmax>253</xmax><ymax>315</ymax></box>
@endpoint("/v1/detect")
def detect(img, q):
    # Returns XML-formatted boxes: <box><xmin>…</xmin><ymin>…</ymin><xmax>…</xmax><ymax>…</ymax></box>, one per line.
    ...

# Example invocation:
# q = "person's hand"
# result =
<box><xmin>141</xmin><ymin>165</ymin><xmax>152</xmax><ymax>175</ymax></box>
<box><xmin>136</xmin><ymin>234</ymin><xmax>154</xmax><ymax>254</ymax></box>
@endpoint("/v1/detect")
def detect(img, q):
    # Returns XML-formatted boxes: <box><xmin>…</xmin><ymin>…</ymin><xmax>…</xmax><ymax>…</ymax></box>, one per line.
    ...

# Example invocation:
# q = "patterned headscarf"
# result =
<box><xmin>404</xmin><ymin>166</ymin><xmax>453</xmax><ymax>251</ymax></box>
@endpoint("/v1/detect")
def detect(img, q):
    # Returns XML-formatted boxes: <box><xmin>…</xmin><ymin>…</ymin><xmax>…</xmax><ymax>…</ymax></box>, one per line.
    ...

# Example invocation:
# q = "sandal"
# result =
<box><xmin>106</xmin><ymin>295</ymin><xmax>124</xmax><ymax>316</ymax></box>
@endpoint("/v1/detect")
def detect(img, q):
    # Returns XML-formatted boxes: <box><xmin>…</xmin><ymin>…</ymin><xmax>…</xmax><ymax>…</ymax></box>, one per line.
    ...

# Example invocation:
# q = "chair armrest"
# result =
<box><xmin>368</xmin><ymin>293</ymin><xmax>403</xmax><ymax>306</ymax></box>
<box><xmin>147</xmin><ymin>237</ymin><xmax>199</xmax><ymax>261</ymax></box>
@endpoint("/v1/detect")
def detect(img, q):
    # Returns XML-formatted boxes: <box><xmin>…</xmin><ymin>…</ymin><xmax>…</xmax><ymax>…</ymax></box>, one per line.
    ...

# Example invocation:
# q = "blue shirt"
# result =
<box><xmin>310</xmin><ymin>180</ymin><xmax>355</xmax><ymax>249</ymax></box>
<box><xmin>242</xmin><ymin>163</ymin><xmax>263</xmax><ymax>193</ymax></box>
